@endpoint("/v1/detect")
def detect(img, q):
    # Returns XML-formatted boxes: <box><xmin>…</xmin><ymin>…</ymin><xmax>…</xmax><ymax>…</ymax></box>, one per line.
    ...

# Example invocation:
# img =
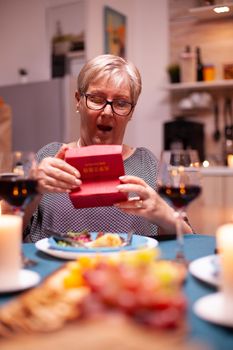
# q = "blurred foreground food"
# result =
<box><xmin>0</xmin><ymin>248</ymin><xmax>196</xmax><ymax>350</ymax></box>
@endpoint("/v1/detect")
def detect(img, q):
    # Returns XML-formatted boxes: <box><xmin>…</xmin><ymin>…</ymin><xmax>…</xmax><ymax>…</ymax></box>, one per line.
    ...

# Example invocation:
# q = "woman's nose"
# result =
<box><xmin>103</xmin><ymin>103</ymin><xmax>113</xmax><ymax>116</ymax></box>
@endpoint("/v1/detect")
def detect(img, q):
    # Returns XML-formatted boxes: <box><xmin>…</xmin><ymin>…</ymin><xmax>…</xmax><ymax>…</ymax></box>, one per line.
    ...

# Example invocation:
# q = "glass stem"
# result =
<box><xmin>12</xmin><ymin>207</ymin><xmax>37</xmax><ymax>267</ymax></box>
<box><xmin>174</xmin><ymin>209</ymin><xmax>186</xmax><ymax>263</ymax></box>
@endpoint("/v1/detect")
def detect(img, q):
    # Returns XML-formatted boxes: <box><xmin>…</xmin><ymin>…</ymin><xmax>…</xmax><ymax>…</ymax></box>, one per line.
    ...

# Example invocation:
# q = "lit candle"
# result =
<box><xmin>0</xmin><ymin>215</ymin><xmax>22</xmax><ymax>288</ymax></box>
<box><xmin>216</xmin><ymin>223</ymin><xmax>233</xmax><ymax>319</ymax></box>
<box><xmin>227</xmin><ymin>154</ymin><xmax>233</xmax><ymax>168</ymax></box>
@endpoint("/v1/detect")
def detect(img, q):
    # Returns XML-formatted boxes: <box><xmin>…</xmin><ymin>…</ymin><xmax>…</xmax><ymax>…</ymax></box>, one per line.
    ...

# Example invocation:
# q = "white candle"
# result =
<box><xmin>216</xmin><ymin>223</ymin><xmax>233</xmax><ymax>320</ymax></box>
<box><xmin>0</xmin><ymin>215</ymin><xmax>22</xmax><ymax>288</ymax></box>
<box><xmin>227</xmin><ymin>154</ymin><xmax>233</xmax><ymax>168</ymax></box>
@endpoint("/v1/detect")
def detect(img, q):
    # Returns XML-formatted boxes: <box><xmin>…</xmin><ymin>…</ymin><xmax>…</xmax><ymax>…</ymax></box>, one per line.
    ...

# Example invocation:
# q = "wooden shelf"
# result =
<box><xmin>66</xmin><ymin>50</ymin><xmax>85</xmax><ymax>59</ymax></box>
<box><xmin>167</xmin><ymin>79</ymin><xmax>233</xmax><ymax>91</ymax></box>
<box><xmin>189</xmin><ymin>3</ymin><xmax>233</xmax><ymax>20</ymax></box>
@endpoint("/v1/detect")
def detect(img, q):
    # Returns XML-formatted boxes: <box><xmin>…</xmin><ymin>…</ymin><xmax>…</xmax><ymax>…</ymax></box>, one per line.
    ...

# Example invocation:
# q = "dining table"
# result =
<box><xmin>0</xmin><ymin>234</ymin><xmax>233</xmax><ymax>350</ymax></box>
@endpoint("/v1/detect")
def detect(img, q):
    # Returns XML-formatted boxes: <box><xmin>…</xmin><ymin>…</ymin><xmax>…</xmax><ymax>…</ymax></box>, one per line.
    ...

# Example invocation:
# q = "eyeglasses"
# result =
<box><xmin>82</xmin><ymin>93</ymin><xmax>134</xmax><ymax>116</ymax></box>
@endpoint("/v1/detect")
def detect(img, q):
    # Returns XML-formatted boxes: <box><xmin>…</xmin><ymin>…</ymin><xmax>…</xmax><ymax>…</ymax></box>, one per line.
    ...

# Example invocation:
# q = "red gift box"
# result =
<box><xmin>65</xmin><ymin>145</ymin><xmax>128</xmax><ymax>208</ymax></box>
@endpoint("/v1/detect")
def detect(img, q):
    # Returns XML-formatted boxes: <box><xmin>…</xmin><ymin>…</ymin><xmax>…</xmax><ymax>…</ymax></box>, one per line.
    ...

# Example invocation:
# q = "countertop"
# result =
<box><xmin>201</xmin><ymin>166</ymin><xmax>233</xmax><ymax>176</ymax></box>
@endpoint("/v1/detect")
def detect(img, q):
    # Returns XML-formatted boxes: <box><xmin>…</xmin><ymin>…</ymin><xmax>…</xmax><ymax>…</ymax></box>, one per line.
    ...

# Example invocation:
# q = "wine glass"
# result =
<box><xmin>0</xmin><ymin>151</ymin><xmax>38</xmax><ymax>266</ymax></box>
<box><xmin>157</xmin><ymin>149</ymin><xmax>202</xmax><ymax>265</ymax></box>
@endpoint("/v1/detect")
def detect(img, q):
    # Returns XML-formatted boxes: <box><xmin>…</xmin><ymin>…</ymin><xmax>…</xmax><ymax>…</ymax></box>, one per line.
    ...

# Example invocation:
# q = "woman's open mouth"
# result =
<box><xmin>97</xmin><ymin>124</ymin><xmax>113</xmax><ymax>132</ymax></box>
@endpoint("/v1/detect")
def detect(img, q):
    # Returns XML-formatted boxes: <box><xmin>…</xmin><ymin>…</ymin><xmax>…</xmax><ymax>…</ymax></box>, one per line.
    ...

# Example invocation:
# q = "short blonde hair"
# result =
<box><xmin>77</xmin><ymin>54</ymin><xmax>142</xmax><ymax>105</ymax></box>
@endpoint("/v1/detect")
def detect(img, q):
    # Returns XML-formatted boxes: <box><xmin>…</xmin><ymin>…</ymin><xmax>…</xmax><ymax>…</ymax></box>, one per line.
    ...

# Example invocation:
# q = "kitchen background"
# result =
<box><xmin>0</xmin><ymin>0</ymin><xmax>233</xmax><ymax>234</ymax></box>
<box><xmin>169</xmin><ymin>0</ymin><xmax>233</xmax><ymax>164</ymax></box>
<box><xmin>0</xmin><ymin>0</ymin><xmax>169</xmax><ymax>155</ymax></box>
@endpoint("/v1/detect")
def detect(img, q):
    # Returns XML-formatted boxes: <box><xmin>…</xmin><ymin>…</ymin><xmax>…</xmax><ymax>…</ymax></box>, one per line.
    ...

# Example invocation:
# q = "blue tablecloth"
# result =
<box><xmin>1</xmin><ymin>234</ymin><xmax>233</xmax><ymax>350</ymax></box>
<box><xmin>159</xmin><ymin>235</ymin><xmax>233</xmax><ymax>350</ymax></box>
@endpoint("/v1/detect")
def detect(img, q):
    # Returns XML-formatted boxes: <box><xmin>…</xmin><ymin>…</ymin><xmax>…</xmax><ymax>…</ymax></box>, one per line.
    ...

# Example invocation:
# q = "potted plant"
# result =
<box><xmin>167</xmin><ymin>63</ymin><xmax>180</xmax><ymax>83</ymax></box>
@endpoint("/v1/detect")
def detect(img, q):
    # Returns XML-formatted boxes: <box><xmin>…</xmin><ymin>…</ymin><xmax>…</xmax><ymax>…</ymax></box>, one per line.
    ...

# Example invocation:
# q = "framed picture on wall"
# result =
<box><xmin>104</xmin><ymin>6</ymin><xmax>127</xmax><ymax>58</ymax></box>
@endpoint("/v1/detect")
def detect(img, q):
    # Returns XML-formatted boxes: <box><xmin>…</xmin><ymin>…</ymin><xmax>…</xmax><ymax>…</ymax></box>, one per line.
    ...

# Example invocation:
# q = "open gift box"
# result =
<box><xmin>65</xmin><ymin>145</ymin><xmax>128</xmax><ymax>208</ymax></box>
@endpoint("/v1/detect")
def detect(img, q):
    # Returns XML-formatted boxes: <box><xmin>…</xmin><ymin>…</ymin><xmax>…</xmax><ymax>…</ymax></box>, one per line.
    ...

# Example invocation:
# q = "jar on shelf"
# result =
<box><xmin>203</xmin><ymin>64</ymin><xmax>215</xmax><ymax>81</ymax></box>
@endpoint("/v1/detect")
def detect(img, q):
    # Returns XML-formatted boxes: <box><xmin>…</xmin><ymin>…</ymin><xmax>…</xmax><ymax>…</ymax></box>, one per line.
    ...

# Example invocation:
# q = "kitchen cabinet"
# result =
<box><xmin>187</xmin><ymin>167</ymin><xmax>233</xmax><ymax>235</ymax></box>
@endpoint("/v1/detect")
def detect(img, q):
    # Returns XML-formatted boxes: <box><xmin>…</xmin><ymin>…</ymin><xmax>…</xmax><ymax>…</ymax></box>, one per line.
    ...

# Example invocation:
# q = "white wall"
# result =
<box><xmin>0</xmin><ymin>0</ymin><xmax>170</xmax><ymax>157</ymax></box>
<box><xmin>0</xmin><ymin>0</ymin><xmax>85</xmax><ymax>85</ymax></box>
<box><xmin>85</xmin><ymin>0</ymin><xmax>170</xmax><ymax>156</ymax></box>
<box><xmin>130</xmin><ymin>1</ymin><xmax>170</xmax><ymax>156</ymax></box>
<box><xmin>0</xmin><ymin>0</ymin><xmax>49</xmax><ymax>85</ymax></box>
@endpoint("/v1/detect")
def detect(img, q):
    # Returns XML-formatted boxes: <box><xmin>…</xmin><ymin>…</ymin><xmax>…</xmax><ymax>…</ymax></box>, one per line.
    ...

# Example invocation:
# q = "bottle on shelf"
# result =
<box><xmin>196</xmin><ymin>47</ymin><xmax>204</xmax><ymax>82</ymax></box>
<box><xmin>180</xmin><ymin>45</ymin><xmax>195</xmax><ymax>83</ymax></box>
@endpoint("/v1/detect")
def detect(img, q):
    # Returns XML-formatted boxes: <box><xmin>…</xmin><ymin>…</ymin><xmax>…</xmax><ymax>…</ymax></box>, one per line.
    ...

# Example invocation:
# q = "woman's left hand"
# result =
<box><xmin>115</xmin><ymin>175</ymin><xmax>192</xmax><ymax>235</ymax></box>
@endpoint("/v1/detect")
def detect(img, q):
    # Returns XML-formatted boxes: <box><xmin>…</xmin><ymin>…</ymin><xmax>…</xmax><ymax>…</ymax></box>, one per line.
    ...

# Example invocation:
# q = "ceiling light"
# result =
<box><xmin>213</xmin><ymin>6</ymin><xmax>230</xmax><ymax>14</ymax></box>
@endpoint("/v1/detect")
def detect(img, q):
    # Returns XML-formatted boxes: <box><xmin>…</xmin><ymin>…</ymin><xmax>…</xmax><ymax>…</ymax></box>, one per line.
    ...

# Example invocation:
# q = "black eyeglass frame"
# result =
<box><xmin>82</xmin><ymin>93</ymin><xmax>135</xmax><ymax>117</ymax></box>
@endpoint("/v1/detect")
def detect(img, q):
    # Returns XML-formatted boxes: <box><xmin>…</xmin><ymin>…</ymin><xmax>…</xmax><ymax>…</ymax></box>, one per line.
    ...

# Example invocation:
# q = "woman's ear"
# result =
<box><xmin>75</xmin><ymin>91</ymin><xmax>81</xmax><ymax>112</ymax></box>
<box><xmin>75</xmin><ymin>91</ymin><xmax>81</xmax><ymax>102</ymax></box>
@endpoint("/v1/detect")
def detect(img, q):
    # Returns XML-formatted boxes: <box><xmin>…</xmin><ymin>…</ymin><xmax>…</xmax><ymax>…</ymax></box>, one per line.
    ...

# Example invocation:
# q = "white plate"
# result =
<box><xmin>194</xmin><ymin>292</ymin><xmax>233</xmax><ymax>327</ymax></box>
<box><xmin>189</xmin><ymin>254</ymin><xmax>219</xmax><ymax>287</ymax></box>
<box><xmin>35</xmin><ymin>236</ymin><xmax>158</xmax><ymax>260</ymax></box>
<box><xmin>0</xmin><ymin>270</ymin><xmax>41</xmax><ymax>293</ymax></box>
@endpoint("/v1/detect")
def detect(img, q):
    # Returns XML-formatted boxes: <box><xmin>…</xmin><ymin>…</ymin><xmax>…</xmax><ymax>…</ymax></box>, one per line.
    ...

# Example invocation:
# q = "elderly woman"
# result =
<box><xmin>23</xmin><ymin>54</ymin><xmax>192</xmax><ymax>242</ymax></box>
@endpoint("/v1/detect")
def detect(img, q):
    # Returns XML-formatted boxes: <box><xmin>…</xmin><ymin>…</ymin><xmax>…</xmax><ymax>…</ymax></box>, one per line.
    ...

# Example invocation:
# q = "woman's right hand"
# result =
<box><xmin>115</xmin><ymin>175</ymin><xmax>193</xmax><ymax>235</ymax></box>
<box><xmin>36</xmin><ymin>145</ymin><xmax>82</xmax><ymax>193</ymax></box>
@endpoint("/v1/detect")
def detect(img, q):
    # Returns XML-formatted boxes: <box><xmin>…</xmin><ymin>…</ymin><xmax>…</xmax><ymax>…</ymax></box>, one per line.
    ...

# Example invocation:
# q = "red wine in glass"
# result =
<box><xmin>158</xmin><ymin>150</ymin><xmax>202</xmax><ymax>264</ymax></box>
<box><xmin>0</xmin><ymin>173</ymin><xmax>38</xmax><ymax>209</ymax></box>
<box><xmin>158</xmin><ymin>185</ymin><xmax>202</xmax><ymax>210</ymax></box>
